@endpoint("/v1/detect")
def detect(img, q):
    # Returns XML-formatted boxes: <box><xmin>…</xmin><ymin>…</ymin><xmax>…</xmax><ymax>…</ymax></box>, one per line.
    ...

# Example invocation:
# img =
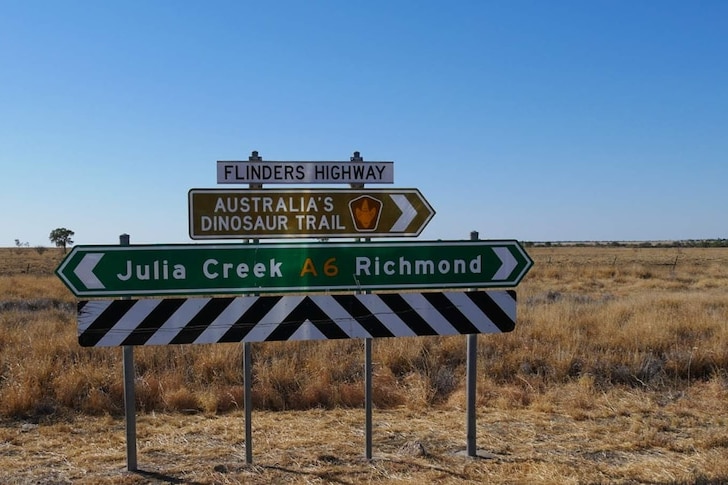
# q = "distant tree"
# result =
<box><xmin>14</xmin><ymin>239</ymin><xmax>29</xmax><ymax>254</ymax></box>
<box><xmin>49</xmin><ymin>228</ymin><xmax>75</xmax><ymax>253</ymax></box>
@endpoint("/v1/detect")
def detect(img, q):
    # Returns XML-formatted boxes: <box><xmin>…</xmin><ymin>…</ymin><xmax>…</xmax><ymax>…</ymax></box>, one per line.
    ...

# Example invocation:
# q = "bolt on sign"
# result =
<box><xmin>188</xmin><ymin>188</ymin><xmax>435</xmax><ymax>239</ymax></box>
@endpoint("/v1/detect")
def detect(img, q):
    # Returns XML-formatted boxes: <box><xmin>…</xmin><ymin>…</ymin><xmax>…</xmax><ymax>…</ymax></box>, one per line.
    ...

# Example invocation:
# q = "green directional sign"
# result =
<box><xmin>55</xmin><ymin>240</ymin><xmax>533</xmax><ymax>297</ymax></box>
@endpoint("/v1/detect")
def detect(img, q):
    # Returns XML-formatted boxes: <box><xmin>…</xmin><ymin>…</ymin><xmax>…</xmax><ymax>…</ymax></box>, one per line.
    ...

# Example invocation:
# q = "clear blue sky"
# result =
<box><xmin>1</xmin><ymin>1</ymin><xmax>726</xmax><ymax>246</ymax></box>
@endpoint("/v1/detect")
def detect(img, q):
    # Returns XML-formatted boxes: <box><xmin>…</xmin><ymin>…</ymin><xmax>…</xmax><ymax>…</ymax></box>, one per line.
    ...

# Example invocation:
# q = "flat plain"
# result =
<box><xmin>0</xmin><ymin>245</ymin><xmax>726</xmax><ymax>484</ymax></box>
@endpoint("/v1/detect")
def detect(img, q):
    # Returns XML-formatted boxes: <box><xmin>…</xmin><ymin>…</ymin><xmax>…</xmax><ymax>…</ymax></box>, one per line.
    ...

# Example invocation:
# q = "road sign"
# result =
<box><xmin>188</xmin><ymin>188</ymin><xmax>435</xmax><ymax>239</ymax></box>
<box><xmin>55</xmin><ymin>240</ymin><xmax>532</xmax><ymax>297</ymax></box>
<box><xmin>77</xmin><ymin>291</ymin><xmax>516</xmax><ymax>346</ymax></box>
<box><xmin>216</xmin><ymin>161</ymin><xmax>394</xmax><ymax>184</ymax></box>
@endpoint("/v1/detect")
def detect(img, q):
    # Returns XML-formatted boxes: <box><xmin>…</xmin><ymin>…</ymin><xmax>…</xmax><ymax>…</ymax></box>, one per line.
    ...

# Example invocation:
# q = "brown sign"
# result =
<box><xmin>188</xmin><ymin>188</ymin><xmax>435</xmax><ymax>239</ymax></box>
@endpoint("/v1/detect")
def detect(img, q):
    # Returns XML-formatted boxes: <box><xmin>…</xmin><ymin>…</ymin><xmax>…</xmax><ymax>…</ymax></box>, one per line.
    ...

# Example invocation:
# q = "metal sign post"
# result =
<box><xmin>244</xmin><ymin>150</ymin><xmax>262</xmax><ymax>465</ymax></box>
<box><xmin>467</xmin><ymin>231</ymin><xmax>479</xmax><ymax>457</ymax></box>
<box><xmin>120</xmin><ymin>233</ymin><xmax>137</xmax><ymax>471</ymax></box>
<box><xmin>349</xmin><ymin>152</ymin><xmax>374</xmax><ymax>461</ymax></box>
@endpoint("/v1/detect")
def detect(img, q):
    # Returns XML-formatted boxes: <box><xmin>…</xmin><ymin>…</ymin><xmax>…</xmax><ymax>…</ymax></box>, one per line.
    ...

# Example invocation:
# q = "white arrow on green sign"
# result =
<box><xmin>55</xmin><ymin>240</ymin><xmax>533</xmax><ymax>298</ymax></box>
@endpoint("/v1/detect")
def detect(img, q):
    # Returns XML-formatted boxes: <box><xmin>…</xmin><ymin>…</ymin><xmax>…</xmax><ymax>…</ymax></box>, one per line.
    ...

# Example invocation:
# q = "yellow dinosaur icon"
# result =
<box><xmin>355</xmin><ymin>198</ymin><xmax>378</xmax><ymax>229</ymax></box>
<box><xmin>349</xmin><ymin>196</ymin><xmax>382</xmax><ymax>231</ymax></box>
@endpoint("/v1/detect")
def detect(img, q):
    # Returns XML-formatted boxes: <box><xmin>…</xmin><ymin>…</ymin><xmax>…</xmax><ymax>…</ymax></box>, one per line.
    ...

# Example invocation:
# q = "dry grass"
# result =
<box><xmin>1</xmin><ymin>246</ymin><xmax>727</xmax><ymax>483</ymax></box>
<box><xmin>0</xmin><ymin>246</ymin><xmax>65</xmax><ymax>275</ymax></box>
<box><xmin>1</xmin><ymin>390</ymin><xmax>727</xmax><ymax>484</ymax></box>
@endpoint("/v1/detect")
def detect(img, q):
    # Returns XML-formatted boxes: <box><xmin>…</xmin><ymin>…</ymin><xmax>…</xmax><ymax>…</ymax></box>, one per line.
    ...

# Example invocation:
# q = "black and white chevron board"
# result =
<box><xmin>77</xmin><ymin>291</ymin><xmax>516</xmax><ymax>347</ymax></box>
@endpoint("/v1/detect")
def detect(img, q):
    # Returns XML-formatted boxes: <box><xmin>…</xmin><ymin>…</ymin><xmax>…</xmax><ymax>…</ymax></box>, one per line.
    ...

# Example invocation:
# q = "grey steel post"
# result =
<box><xmin>244</xmin><ymin>150</ymin><xmax>262</xmax><ymax>465</ymax></box>
<box><xmin>364</xmin><ymin>336</ymin><xmax>372</xmax><ymax>459</ymax></box>
<box><xmin>466</xmin><ymin>230</ymin><xmax>479</xmax><ymax>456</ymax></box>
<box><xmin>243</xmin><ymin>342</ymin><xmax>253</xmax><ymax>464</ymax></box>
<box><xmin>350</xmin><ymin>151</ymin><xmax>373</xmax><ymax>460</ymax></box>
<box><xmin>120</xmin><ymin>233</ymin><xmax>137</xmax><ymax>471</ymax></box>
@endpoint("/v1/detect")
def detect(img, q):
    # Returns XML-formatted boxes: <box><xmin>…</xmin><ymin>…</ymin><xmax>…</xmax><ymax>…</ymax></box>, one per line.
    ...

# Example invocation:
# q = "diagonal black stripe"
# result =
<box><xmin>121</xmin><ymin>299</ymin><xmax>187</xmax><ymax>346</ymax></box>
<box><xmin>466</xmin><ymin>291</ymin><xmax>516</xmax><ymax>332</ymax></box>
<box><xmin>378</xmin><ymin>293</ymin><xmax>438</xmax><ymax>336</ymax></box>
<box><xmin>220</xmin><ymin>296</ymin><xmax>281</xmax><ymax>343</ymax></box>
<box><xmin>266</xmin><ymin>297</ymin><xmax>349</xmax><ymax>341</ymax></box>
<box><xmin>78</xmin><ymin>301</ymin><xmax>88</xmax><ymax>313</ymax></box>
<box><xmin>332</xmin><ymin>295</ymin><xmax>394</xmax><ymax>338</ymax></box>
<box><xmin>301</xmin><ymin>298</ymin><xmax>349</xmax><ymax>340</ymax></box>
<box><xmin>169</xmin><ymin>297</ymin><xmax>235</xmax><ymax>345</ymax></box>
<box><xmin>422</xmin><ymin>292</ymin><xmax>480</xmax><ymax>334</ymax></box>
<box><xmin>78</xmin><ymin>300</ymin><xmax>136</xmax><ymax>347</ymax></box>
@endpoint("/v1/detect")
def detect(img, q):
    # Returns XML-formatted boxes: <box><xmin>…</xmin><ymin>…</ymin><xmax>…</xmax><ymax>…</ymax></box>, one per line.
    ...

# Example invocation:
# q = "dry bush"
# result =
<box><xmin>370</xmin><ymin>366</ymin><xmax>405</xmax><ymax>407</ymax></box>
<box><xmin>198</xmin><ymin>384</ymin><xmax>244</xmax><ymax>413</ymax></box>
<box><xmin>163</xmin><ymin>387</ymin><xmax>201</xmax><ymax>412</ymax></box>
<box><xmin>189</xmin><ymin>344</ymin><xmax>243</xmax><ymax>385</ymax></box>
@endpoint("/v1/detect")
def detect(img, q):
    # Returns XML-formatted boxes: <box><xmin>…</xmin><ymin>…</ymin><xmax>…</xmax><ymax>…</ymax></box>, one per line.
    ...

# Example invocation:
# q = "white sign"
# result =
<box><xmin>217</xmin><ymin>161</ymin><xmax>394</xmax><ymax>184</ymax></box>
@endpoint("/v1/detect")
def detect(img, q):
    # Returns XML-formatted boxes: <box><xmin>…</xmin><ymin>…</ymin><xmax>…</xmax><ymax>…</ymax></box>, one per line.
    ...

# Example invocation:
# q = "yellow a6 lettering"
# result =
<box><xmin>299</xmin><ymin>257</ymin><xmax>338</xmax><ymax>277</ymax></box>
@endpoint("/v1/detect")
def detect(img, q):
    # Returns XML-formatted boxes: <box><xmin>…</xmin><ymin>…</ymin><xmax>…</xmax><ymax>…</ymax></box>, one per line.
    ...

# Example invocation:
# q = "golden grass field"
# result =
<box><xmin>0</xmin><ymin>245</ymin><xmax>727</xmax><ymax>484</ymax></box>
